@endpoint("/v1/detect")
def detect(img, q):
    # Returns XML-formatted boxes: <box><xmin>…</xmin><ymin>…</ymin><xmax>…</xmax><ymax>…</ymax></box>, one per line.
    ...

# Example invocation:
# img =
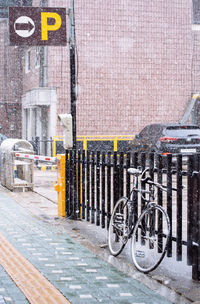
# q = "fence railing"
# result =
<box><xmin>53</xmin><ymin>135</ymin><xmax>135</xmax><ymax>156</ymax></box>
<box><xmin>30</xmin><ymin>135</ymin><xmax>135</xmax><ymax>157</ymax></box>
<box><xmin>65</xmin><ymin>150</ymin><xmax>200</xmax><ymax>280</ymax></box>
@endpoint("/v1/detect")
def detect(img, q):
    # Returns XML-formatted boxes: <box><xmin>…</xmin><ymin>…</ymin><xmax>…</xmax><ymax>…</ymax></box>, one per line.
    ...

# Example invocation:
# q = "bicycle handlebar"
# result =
<box><xmin>129</xmin><ymin>167</ymin><xmax>181</xmax><ymax>192</ymax></box>
<box><xmin>146</xmin><ymin>179</ymin><xmax>178</xmax><ymax>192</ymax></box>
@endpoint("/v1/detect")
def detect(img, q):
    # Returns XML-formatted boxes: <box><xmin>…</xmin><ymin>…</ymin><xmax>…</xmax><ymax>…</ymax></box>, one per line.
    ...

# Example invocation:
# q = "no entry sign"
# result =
<box><xmin>9</xmin><ymin>7</ymin><xmax>67</xmax><ymax>46</ymax></box>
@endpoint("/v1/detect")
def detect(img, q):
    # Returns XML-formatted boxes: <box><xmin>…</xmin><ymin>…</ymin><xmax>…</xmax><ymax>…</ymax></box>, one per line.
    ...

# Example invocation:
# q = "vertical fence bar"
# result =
<box><xmin>77</xmin><ymin>150</ymin><xmax>81</xmax><ymax>218</ymax></box>
<box><xmin>65</xmin><ymin>150</ymin><xmax>70</xmax><ymax>217</ymax></box>
<box><xmin>81</xmin><ymin>151</ymin><xmax>86</xmax><ymax>220</ymax></box>
<box><xmin>140</xmin><ymin>152</ymin><xmax>146</xmax><ymax>212</ymax></box>
<box><xmin>192</xmin><ymin>154</ymin><xmax>200</xmax><ymax>280</ymax></box>
<box><xmin>102</xmin><ymin>152</ymin><xmax>106</xmax><ymax>228</ymax></box>
<box><xmin>149</xmin><ymin>152</ymin><xmax>154</xmax><ymax>179</ymax></box>
<box><xmin>132</xmin><ymin>152</ymin><xmax>138</xmax><ymax>225</ymax></box>
<box><xmin>91</xmin><ymin>152</ymin><xmax>95</xmax><ymax>224</ymax></box>
<box><xmin>119</xmin><ymin>152</ymin><xmax>124</xmax><ymax>197</ymax></box>
<box><xmin>167</xmin><ymin>154</ymin><xmax>172</xmax><ymax>257</ymax></box>
<box><xmin>157</xmin><ymin>154</ymin><xmax>163</xmax><ymax>251</ymax></box>
<box><xmin>86</xmin><ymin>151</ymin><xmax>90</xmax><ymax>222</ymax></box>
<box><xmin>107</xmin><ymin>152</ymin><xmax>111</xmax><ymax>228</ymax></box>
<box><xmin>126</xmin><ymin>152</ymin><xmax>131</xmax><ymax>198</ymax></box>
<box><xmin>176</xmin><ymin>154</ymin><xmax>183</xmax><ymax>261</ymax></box>
<box><xmin>96</xmin><ymin>151</ymin><xmax>100</xmax><ymax>226</ymax></box>
<box><xmin>69</xmin><ymin>150</ymin><xmax>73</xmax><ymax>217</ymax></box>
<box><xmin>157</xmin><ymin>154</ymin><xmax>163</xmax><ymax>208</ymax></box>
<box><xmin>73</xmin><ymin>150</ymin><xmax>78</xmax><ymax>219</ymax></box>
<box><xmin>113</xmin><ymin>151</ymin><xmax>119</xmax><ymax>207</ymax></box>
<box><xmin>187</xmin><ymin>155</ymin><xmax>194</xmax><ymax>266</ymax></box>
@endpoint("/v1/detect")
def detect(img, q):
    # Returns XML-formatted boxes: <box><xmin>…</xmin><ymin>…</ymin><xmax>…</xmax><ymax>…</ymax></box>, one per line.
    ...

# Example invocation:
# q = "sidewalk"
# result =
<box><xmin>0</xmin><ymin>168</ymin><xmax>198</xmax><ymax>303</ymax></box>
<box><xmin>0</xmin><ymin>188</ymin><xmax>176</xmax><ymax>304</ymax></box>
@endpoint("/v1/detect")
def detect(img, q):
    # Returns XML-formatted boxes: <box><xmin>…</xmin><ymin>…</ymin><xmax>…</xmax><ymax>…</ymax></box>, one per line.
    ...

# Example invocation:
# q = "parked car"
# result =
<box><xmin>0</xmin><ymin>134</ymin><xmax>7</xmax><ymax>146</ymax></box>
<box><xmin>128</xmin><ymin>123</ymin><xmax>200</xmax><ymax>156</ymax></box>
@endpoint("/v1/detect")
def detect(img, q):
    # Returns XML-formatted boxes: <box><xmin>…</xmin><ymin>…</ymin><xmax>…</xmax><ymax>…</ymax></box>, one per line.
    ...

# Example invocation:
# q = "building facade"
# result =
<box><xmin>0</xmin><ymin>0</ymin><xmax>197</xmax><ymax>143</ymax></box>
<box><xmin>0</xmin><ymin>18</ymin><xmax>22</xmax><ymax>138</ymax></box>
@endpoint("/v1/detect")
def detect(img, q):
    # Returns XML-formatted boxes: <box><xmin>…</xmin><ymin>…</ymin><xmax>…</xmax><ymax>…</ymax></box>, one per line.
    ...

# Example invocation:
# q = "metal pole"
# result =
<box><xmin>66</xmin><ymin>1</ymin><xmax>77</xmax><ymax>220</ymax></box>
<box><xmin>69</xmin><ymin>0</ymin><xmax>76</xmax><ymax>150</ymax></box>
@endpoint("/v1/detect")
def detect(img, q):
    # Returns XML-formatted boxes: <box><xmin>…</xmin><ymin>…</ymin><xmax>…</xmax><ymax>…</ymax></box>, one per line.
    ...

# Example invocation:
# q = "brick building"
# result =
<box><xmin>0</xmin><ymin>0</ymin><xmax>32</xmax><ymax>138</ymax></box>
<box><xmin>0</xmin><ymin>0</ymin><xmax>196</xmax><ymax>142</ymax></box>
<box><xmin>0</xmin><ymin>18</ymin><xmax>22</xmax><ymax>138</ymax></box>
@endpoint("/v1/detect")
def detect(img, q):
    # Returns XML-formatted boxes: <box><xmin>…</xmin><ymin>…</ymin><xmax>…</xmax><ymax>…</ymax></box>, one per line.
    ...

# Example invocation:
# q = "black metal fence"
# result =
<box><xmin>65</xmin><ymin>150</ymin><xmax>200</xmax><ymax>280</ymax></box>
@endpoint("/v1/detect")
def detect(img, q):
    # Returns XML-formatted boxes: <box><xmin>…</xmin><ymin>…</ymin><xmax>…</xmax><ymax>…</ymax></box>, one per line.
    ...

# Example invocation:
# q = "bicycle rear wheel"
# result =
<box><xmin>131</xmin><ymin>204</ymin><xmax>170</xmax><ymax>273</ymax></box>
<box><xmin>108</xmin><ymin>197</ymin><xmax>129</xmax><ymax>256</ymax></box>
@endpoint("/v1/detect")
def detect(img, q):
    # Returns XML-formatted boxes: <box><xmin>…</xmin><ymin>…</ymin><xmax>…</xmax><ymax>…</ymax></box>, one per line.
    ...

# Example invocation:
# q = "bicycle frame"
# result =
<box><xmin>126</xmin><ymin>174</ymin><xmax>157</xmax><ymax>238</ymax></box>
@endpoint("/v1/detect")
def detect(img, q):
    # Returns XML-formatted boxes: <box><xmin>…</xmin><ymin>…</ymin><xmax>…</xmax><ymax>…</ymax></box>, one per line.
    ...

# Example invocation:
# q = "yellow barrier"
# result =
<box><xmin>53</xmin><ymin>135</ymin><xmax>135</xmax><ymax>157</ymax></box>
<box><xmin>54</xmin><ymin>154</ymin><xmax>65</xmax><ymax>217</ymax></box>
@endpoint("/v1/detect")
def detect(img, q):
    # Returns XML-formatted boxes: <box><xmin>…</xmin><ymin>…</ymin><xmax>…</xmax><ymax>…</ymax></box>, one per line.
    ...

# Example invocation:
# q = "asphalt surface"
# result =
<box><xmin>0</xmin><ymin>168</ymin><xmax>199</xmax><ymax>303</ymax></box>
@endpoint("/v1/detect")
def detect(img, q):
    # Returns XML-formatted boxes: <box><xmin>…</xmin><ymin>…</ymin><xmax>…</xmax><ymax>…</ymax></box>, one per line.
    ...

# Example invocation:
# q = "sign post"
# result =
<box><xmin>68</xmin><ymin>0</ymin><xmax>77</xmax><ymax>150</ymax></box>
<box><xmin>9</xmin><ymin>5</ymin><xmax>77</xmax><ymax>218</ymax></box>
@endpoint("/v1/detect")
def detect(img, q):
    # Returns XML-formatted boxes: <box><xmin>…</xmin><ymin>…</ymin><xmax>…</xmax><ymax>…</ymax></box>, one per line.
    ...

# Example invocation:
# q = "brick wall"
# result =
<box><xmin>24</xmin><ymin>0</ymin><xmax>193</xmax><ymax>136</ymax></box>
<box><xmin>74</xmin><ymin>0</ymin><xmax>192</xmax><ymax>135</ymax></box>
<box><xmin>0</xmin><ymin>19</ymin><xmax>22</xmax><ymax>138</ymax></box>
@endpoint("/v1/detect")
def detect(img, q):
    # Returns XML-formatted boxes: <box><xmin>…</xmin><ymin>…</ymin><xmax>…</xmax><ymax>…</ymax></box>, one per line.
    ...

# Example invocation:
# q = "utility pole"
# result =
<box><xmin>68</xmin><ymin>0</ymin><xmax>76</xmax><ymax>150</ymax></box>
<box><xmin>66</xmin><ymin>1</ymin><xmax>77</xmax><ymax>219</ymax></box>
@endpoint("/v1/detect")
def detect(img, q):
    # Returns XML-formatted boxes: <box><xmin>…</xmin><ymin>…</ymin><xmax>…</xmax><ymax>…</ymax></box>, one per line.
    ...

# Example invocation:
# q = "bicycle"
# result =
<box><xmin>108</xmin><ymin>167</ymin><xmax>171</xmax><ymax>273</ymax></box>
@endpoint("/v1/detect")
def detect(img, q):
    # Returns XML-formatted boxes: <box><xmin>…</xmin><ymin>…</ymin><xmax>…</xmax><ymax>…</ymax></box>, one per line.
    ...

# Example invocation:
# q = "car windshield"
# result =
<box><xmin>164</xmin><ymin>127</ymin><xmax>200</xmax><ymax>137</ymax></box>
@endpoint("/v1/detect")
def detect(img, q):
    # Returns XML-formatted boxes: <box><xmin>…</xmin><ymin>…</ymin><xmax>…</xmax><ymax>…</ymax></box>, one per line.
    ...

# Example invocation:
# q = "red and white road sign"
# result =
<box><xmin>15</xmin><ymin>152</ymin><xmax>57</xmax><ymax>163</ymax></box>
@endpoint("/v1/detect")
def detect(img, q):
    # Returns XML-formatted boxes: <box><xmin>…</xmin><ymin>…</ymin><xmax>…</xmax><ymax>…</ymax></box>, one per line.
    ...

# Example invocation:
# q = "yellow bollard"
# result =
<box><xmin>54</xmin><ymin>154</ymin><xmax>65</xmax><ymax>217</ymax></box>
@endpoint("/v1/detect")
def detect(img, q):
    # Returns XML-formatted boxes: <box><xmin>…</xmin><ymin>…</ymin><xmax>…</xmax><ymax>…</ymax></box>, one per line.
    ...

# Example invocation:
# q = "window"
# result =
<box><xmin>25</xmin><ymin>50</ymin><xmax>31</xmax><ymax>73</ymax></box>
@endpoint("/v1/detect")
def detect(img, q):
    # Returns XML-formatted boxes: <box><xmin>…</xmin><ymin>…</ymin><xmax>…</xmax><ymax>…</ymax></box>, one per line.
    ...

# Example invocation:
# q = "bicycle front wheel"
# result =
<box><xmin>131</xmin><ymin>205</ymin><xmax>170</xmax><ymax>273</ymax></box>
<box><xmin>108</xmin><ymin>197</ymin><xmax>129</xmax><ymax>256</ymax></box>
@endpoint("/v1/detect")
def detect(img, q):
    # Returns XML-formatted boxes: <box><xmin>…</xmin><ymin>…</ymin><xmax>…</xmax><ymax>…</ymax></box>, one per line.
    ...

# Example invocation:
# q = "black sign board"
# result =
<box><xmin>9</xmin><ymin>7</ymin><xmax>67</xmax><ymax>45</ymax></box>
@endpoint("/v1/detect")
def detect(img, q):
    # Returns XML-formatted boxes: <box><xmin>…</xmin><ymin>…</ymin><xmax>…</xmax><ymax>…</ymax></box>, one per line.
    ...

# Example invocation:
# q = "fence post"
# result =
<box><xmin>101</xmin><ymin>152</ymin><xmax>106</xmax><ymax>228</ymax></box>
<box><xmin>167</xmin><ymin>154</ymin><xmax>172</xmax><ymax>257</ymax></box>
<box><xmin>107</xmin><ymin>152</ymin><xmax>111</xmax><ymax>227</ymax></box>
<box><xmin>96</xmin><ymin>151</ymin><xmax>100</xmax><ymax>226</ymax></box>
<box><xmin>176</xmin><ymin>154</ymin><xmax>183</xmax><ymax>261</ymax></box>
<box><xmin>65</xmin><ymin>150</ymin><xmax>70</xmax><ymax>217</ymax></box>
<box><xmin>192</xmin><ymin>154</ymin><xmax>200</xmax><ymax>280</ymax></box>
<box><xmin>65</xmin><ymin>149</ymin><xmax>77</xmax><ymax>219</ymax></box>
<box><xmin>187</xmin><ymin>155</ymin><xmax>194</xmax><ymax>266</ymax></box>
<box><xmin>113</xmin><ymin>151</ymin><xmax>119</xmax><ymax>207</ymax></box>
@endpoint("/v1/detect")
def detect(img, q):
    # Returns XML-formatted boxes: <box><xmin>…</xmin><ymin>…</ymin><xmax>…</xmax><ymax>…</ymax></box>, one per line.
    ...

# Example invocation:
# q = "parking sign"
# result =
<box><xmin>9</xmin><ymin>7</ymin><xmax>67</xmax><ymax>46</ymax></box>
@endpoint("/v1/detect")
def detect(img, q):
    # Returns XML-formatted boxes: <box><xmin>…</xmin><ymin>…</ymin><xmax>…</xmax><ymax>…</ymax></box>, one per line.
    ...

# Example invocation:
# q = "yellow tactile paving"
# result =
<box><xmin>0</xmin><ymin>232</ymin><xmax>70</xmax><ymax>304</ymax></box>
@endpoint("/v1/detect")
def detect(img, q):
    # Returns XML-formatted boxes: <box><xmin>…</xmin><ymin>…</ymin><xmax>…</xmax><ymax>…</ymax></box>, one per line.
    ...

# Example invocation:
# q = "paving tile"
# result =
<box><xmin>0</xmin><ymin>191</ymin><xmax>172</xmax><ymax>304</ymax></box>
<box><xmin>0</xmin><ymin>266</ymin><xmax>29</xmax><ymax>304</ymax></box>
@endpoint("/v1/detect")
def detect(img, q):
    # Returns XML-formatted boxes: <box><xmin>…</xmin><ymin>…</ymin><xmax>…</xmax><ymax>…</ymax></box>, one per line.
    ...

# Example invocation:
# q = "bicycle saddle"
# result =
<box><xmin>127</xmin><ymin>168</ymin><xmax>142</xmax><ymax>175</ymax></box>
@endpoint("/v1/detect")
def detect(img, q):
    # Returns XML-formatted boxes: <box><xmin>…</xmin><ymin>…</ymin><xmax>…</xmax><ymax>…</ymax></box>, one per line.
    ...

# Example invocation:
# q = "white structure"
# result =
<box><xmin>22</xmin><ymin>87</ymin><xmax>57</xmax><ymax>154</ymax></box>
